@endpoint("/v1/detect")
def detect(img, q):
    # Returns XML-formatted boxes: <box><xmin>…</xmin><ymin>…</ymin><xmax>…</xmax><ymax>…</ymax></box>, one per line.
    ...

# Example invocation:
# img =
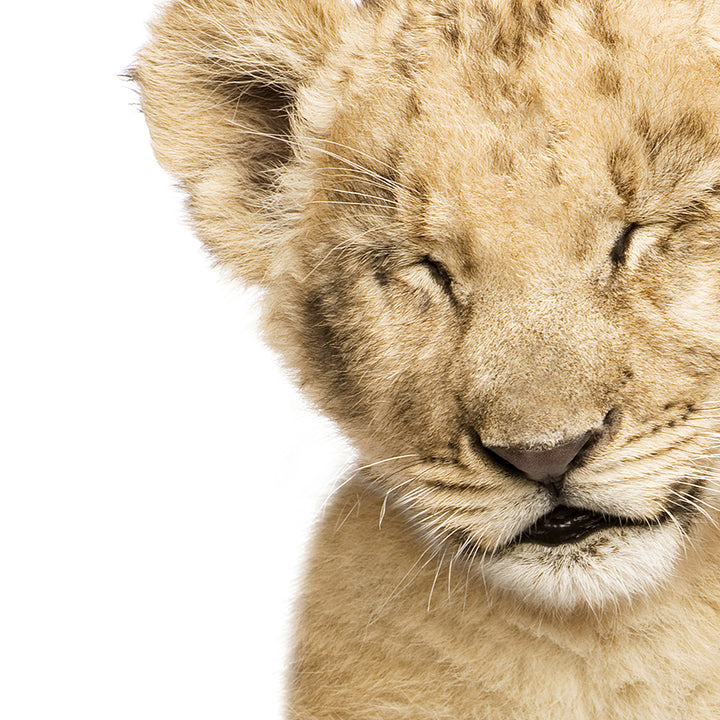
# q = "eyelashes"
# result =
<box><xmin>419</xmin><ymin>256</ymin><xmax>455</xmax><ymax>299</ymax></box>
<box><xmin>373</xmin><ymin>253</ymin><xmax>457</xmax><ymax>308</ymax></box>
<box><xmin>610</xmin><ymin>222</ymin><xmax>640</xmax><ymax>266</ymax></box>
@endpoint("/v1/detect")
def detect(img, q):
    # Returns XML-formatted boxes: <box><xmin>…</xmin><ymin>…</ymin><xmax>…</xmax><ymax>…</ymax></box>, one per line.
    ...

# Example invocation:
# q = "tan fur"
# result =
<box><xmin>135</xmin><ymin>0</ymin><xmax>720</xmax><ymax>716</ymax></box>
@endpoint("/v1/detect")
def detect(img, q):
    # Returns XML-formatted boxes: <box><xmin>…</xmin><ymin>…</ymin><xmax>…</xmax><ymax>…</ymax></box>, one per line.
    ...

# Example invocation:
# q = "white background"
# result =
<box><xmin>1</xmin><ymin>2</ymin><xmax>352</xmax><ymax>717</ymax></box>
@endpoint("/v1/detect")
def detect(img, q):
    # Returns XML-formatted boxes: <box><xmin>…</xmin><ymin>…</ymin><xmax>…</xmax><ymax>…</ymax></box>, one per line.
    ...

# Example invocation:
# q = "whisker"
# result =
<box><xmin>427</xmin><ymin>549</ymin><xmax>447</xmax><ymax>611</ymax></box>
<box><xmin>304</xmin><ymin>199</ymin><xmax>397</xmax><ymax>212</ymax></box>
<box><xmin>225</xmin><ymin>122</ymin><xmax>419</xmax><ymax>197</ymax></box>
<box><xmin>301</xmin><ymin>221</ymin><xmax>397</xmax><ymax>280</ymax></box>
<box><xmin>312</xmin><ymin>187</ymin><xmax>398</xmax><ymax>205</ymax></box>
<box><xmin>350</xmin><ymin>453</ymin><xmax>421</xmax><ymax>475</ymax></box>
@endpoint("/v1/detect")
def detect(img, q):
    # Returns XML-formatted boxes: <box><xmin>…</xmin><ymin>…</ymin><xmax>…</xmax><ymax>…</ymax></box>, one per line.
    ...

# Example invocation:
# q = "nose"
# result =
<box><xmin>485</xmin><ymin>430</ymin><xmax>595</xmax><ymax>487</ymax></box>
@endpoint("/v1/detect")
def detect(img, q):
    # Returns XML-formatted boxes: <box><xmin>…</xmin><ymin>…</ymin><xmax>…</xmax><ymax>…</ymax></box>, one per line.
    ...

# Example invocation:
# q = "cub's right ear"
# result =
<box><xmin>133</xmin><ymin>0</ymin><xmax>353</xmax><ymax>284</ymax></box>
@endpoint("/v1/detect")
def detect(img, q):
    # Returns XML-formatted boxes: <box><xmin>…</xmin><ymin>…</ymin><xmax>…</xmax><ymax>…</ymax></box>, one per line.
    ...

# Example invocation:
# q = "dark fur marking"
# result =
<box><xmin>510</xmin><ymin>0</ymin><xmax>552</xmax><ymax>37</ymax></box>
<box><xmin>510</xmin><ymin>31</ymin><xmax>527</xmax><ymax>63</ymax></box>
<box><xmin>509</xmin><ymin>0</ymin><xmax>527</xmax><ymax>28</ymax></box>
<box><xmin>400</xmin><ymin>8</ymin><xmax>418</xmax><ymax>33</ymax></box>
<box><xmin>245</xmin><ymin>149</ymin><xmax>294</xmax><ymax>190</ymax></box>
<box><xmin>634</xmin><ymin>113</ymin><xmax>651</xmax><ymax>144</ymax></box>
<box><xmin>491</xmin><ymin>30</ymin><xmax>511</xmax><ymax>62</ymax></box>
<box><xmin>547</xmin><ymin>160</ymin><xmax>561</xmax><ymax>186</ymax></box>
<box><xmin>365</xmin><ymin>245</ymin><xmax>397</xmax><ymax>286</ymax></box>
<box><xmin>492</xmin><ymin>21</ymin><xmax>525</xmax><ymax>64</ymax></box>
<box><xmin>394</xmin><ymin>386</ymin><xmax>428</xmax><ymax>432</ymax></box>
<box><xmin>339</xmin><ymin>66</ymin><xmax>354</xmax><ymax>85</ymax></box>
<box><xmin>588</xmin><ymin>2</ymin><xmax>620</xmax><ymax>48</ymax></box>
<box><xmin>375</xmin><ymin>177</ymin><xmax>399</xmax><ymax>209</ymax></box>
<box><xmin>444</xmin><ymin>21</ymin><xmax>462</xmax><ymax>47</ymax></box>
<box><xmin>682</xmin><ymin>403</ymin><xmax>697</xmax><ymax>420</ymax></box>
<box><xmin>360</xmin><ymin>0</ymin><xmax>391</xmax><ymax>11</ymax></box>
<box><xmin>670</xmin><ymin>197</ymin><xmax>712</xmax><ymax>231</ymax></box>
<box><xmin>407</xmin><ymin>176</ymin><xmax>431</xmax><ymax>241</ymax></box>
<box><xmin>378</xmin><ymin>150</ymin><xmax>403</xmax><ymax>209</ymax></box>
<box><xmin>665</xmin><ymin>479</ymin><xmax>704</xmax><ymax>529</ymax></box>
<box><xmin>406</xmin><ymin>91</ymin><xmax>422</xmax><ymax>120</ymax></box>
<box><xmin>594</xmin><ymin>62</ymin><xmax>622</xmax><ymax>97</ymax></box>
<box><xmin>607</xmin><ymin>146</ymin><xmax>639</xmax><ymax>204</ymax></box>
<box><xmin>637</xmin><ymin>111</ymin><xmax>711</xmax><ymax>162</ymax></box>
<box><xmin>581</xmin><ymin>536</ymin><xmax>610</xmax><ymax>558</ymax></box>
<box><xmin>393</xmin><ymin>54</ymin><xmax>413</xmax><ymax>78</ymax></box>
<box><xmin>684</xmin><ymin>345</ymin><xmax>720</xmax><ymax>366</ymax></box>
<box><xmin>391</xmin><ymin>16</ymin><xmax>423</xmax><ymax>79</ymax></box>
<box><xmin>489</xmin><ymin>141</ymin><xmax>516</xmax><ymax>174</ymax></box>
<box><xmin>434</xmin><ymin>3</ymin><xmax>462</xmax><ymax>48</ymax></box>
<box><xmin>674</xmin><ymin>111</ymin><xmax>711</xmax><ymax>143</ymax></box>
<box><xmin>535</xmin><ymin>1</ymin><xmax>551</xmax><ymax>33</ymax></box>
<box><xmin>426</xmin><ymin>506</ymin><xmax>491</xmax><ymax>518</ymax></box>
<box><xmin>358</xmin><ymin>0</ymin><xmax>385</xmax><ymax>9</ymax></box>
<box><xmin>663</xmin><ymin>400</ymin><xmax>684</xmax><ymax>411</ymax></box>
<box><xmin>302</xmin><ymin>290</ymin><xmax>363</xmax><ymax>418</ymax></box>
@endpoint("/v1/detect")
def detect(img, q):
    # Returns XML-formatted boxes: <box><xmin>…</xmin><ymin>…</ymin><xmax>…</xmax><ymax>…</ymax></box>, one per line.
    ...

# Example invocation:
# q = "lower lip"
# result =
<box><xmin>514</xmin><ymin>505</ymin><xmax>645</xmax><ymax>546</ymax></box>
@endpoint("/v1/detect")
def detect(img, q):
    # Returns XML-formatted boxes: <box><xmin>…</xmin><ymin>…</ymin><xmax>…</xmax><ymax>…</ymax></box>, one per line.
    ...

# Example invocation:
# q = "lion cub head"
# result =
<box><xmin>136</xmin><ymin>0</ymin><xmax>720</xmax><ymax>610</ymax></box>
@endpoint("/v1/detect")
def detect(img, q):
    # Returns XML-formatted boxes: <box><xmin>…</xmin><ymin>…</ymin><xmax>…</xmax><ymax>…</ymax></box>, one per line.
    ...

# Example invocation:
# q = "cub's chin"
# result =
<box><xmin>480</xmin><ymin>521</ymin><xmax>685</xmax><ymax>612</ymax></box>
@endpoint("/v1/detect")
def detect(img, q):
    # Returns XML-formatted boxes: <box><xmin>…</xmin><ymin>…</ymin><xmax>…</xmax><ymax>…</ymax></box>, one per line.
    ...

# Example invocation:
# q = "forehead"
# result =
<box><xmin>311</xmin><ymin>0</ymin><xmax>720</xmax><ymax>263</ymax></box>
<box><xmin>338</xmin><ymin>0</ymin><xmax>720</xmax><ymax>134</ymax></box>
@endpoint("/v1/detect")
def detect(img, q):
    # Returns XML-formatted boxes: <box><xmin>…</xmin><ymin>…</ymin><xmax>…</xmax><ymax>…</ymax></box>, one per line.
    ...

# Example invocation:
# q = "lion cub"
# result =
<box><xmin>135</xmin><ymin>0</ymin><xmax>720</xmax><ymax>716</ymax></box>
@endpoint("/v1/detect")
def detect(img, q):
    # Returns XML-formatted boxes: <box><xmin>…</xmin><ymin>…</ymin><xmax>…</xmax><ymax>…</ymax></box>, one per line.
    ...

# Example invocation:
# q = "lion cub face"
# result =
<box><xmin>137</xmin><ymin>0</ymin><xmax>720</xmax><ymax>610</ymax></box>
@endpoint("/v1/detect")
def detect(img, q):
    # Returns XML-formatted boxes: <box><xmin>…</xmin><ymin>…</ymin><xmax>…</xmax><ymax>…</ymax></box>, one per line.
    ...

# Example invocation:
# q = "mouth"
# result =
<box><xmin>512</xmin><ymin>505</ymin><xmax>650</xmax><ymax>547</ymax></box>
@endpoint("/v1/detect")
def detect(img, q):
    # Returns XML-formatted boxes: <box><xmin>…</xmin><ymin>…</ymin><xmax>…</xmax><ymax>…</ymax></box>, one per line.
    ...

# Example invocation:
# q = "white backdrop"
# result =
<box><xmin>1</xmin><ymin>2</ymin><xmax>352</xmax><ymax>718</ymax></box>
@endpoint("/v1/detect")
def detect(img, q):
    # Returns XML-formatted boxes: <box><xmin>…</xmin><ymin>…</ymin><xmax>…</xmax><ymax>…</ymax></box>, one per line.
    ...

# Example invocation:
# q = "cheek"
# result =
<box><xmin>301</xmin><ymin>275</ymin><xmax>463</xmax><ymax>443</ymax></box>
<box><xmin>665</xmin><ymin>270</ymin><xmax>720</xmax><ymax>340</ymax></box>
<box><xmin>637</xmin><ymin>251</ymin><xmax>720</xmax><ymax>334</ymax></box>
<box><xmin>622</xmin><ymin>257</ymin><xmax>720</xmax><ymax>390</ymax></box>
<box><xmin>357</xmin><ymin>276</ymin><xmax>460</xmax><ymax>382</ymax></box>
<box><xmin>365</xmin><ymin>278</ymin><xmax>462</xmax><ymax>432</ymax></box>
<box><xmin>357</xmin><ymin>275</ymin><xmax>459</xmax><ymax>345</ymax></box>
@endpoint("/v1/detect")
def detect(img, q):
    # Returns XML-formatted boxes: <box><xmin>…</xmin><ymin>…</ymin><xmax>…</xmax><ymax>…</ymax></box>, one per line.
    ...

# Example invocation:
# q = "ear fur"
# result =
<box><xmin>134</xmin><ymin>0</ymin><xmax>352</xmax><ymax>284</ymax></box>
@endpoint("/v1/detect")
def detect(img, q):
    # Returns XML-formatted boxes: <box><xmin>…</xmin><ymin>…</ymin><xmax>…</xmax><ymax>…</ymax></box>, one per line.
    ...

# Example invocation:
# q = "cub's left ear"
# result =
<box><xmin>133</xmin><ymin>0</ymin><xmax>354</xmax><ymax>284</ymax></box>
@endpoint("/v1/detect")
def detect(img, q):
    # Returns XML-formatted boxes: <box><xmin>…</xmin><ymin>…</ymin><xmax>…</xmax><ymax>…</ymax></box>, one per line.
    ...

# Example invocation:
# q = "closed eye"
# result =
<box><xmin>610</xmin><ymin>222</ymin><xmax>640</xmax><ymax>266</ymax></box>
<box><xmin>419</xmin><ymin>256</ymin><xmax>455</xmax><ymax>299</ymax></box>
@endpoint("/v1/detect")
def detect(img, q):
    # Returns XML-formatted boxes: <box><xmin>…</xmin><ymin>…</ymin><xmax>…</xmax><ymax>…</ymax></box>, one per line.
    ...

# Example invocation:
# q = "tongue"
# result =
<box><xmin>519</xmin><ymin>506</ymin><xmax>617</xmax><ymax>546</ymax></box>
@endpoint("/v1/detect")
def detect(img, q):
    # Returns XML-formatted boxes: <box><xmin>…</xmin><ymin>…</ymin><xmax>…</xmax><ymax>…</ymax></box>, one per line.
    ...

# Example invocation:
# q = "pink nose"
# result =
<box><xmin>486</xmin><ymin>431</ymin><xmax>594</xmax><ymax>485</ymax></box>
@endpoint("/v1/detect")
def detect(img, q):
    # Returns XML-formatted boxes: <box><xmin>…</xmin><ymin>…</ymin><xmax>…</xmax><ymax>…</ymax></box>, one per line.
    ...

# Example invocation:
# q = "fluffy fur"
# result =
<box><xmin>135</xmin><ymin>0</ymin><xmax>720</xmax><ymax>716</ymax></box>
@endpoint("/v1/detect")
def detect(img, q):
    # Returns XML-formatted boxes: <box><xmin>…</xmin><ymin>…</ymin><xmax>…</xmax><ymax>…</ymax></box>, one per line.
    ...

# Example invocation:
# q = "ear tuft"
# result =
<box><xmin>134</xmin><ymin>0</ymin><xmax>352</xmax><ymax>284</ymax></box>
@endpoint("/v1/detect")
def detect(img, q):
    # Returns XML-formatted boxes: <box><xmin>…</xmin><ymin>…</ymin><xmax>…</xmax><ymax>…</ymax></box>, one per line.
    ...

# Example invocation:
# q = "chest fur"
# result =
<box><xmin>288</xmin><ymin>480</ymin><xmax>720</xmax><ymax>720</ymax></box>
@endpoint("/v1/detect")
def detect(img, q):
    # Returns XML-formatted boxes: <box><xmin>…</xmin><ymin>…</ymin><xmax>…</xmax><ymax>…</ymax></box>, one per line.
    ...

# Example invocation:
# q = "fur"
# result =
<box><xmin>135</xmin><ymin>0</ymin><xmax>720</xmax><ymax>716</ymax></box>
